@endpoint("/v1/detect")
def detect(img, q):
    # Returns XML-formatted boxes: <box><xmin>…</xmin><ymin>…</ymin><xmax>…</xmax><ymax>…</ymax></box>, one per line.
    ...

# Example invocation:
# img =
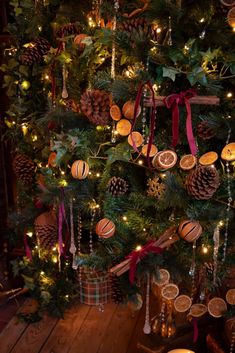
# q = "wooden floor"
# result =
<box><xmin>0</xmin><ymin>298</ymin><xmax>204</xmax><ymax>353</ymax></box>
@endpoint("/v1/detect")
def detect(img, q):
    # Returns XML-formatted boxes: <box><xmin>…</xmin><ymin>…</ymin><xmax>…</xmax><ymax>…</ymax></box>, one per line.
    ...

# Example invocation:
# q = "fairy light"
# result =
<box><xmin>52</xmin><ymin>247</ymin><xmax>57</xmax><ymax>252</ymax></box>
<box><xmin>38</xmin><ymin>25</ymin><xmax>42</xmax><ymax>32</ymax></box>
<box><xmin>44</xmin><ymin>74</ymin><xmax>50</xmax><ymax>80</ymax></box>
<box><xmin>122</xmin><ymin>216</ymin><xmax>128</xmax><ymax>222</ymax></box>
<box><xmin>65</xmin><ymin>294</ymin><xmax>69</xmax><ymax>299</ymax></box>
<box><xmin>21</xmin><ymin>80</ymin><xmax>30</xmax><ymax>90</ymax></box>
<box><xmin>96</xmin><ymin>172</ymin><xmax>100</xmax><ymax>177</ymax></box>
<box><xmin>89</xmin><ymin>171</ymin><xmax>92</xmax><ymax>175</ymax></box>
<box><xmin>138</xmin><ymin>160</ymin><xmax>143</xmax><ymax>165</ymax></box>
<box><xmin>202</xmin><ymin>245</ymin><xmax>209</xmax><ymax>254</ymax></box>
<box><xmin>219</xmin><ymin>221</ymin><xmax>224</xmax><ymax>227</ymax></box>
<box><xmin>184</xmin><ymin>45</ymin><xmax>189</xmax><ymax>51</ymax></box>
<box><xmin>40</xmin><ymin>271</ymin><xmax>45</xmax><ymax>275</ymax></box>
<box><xmin>21</xmin><ymin>123</ymin><xmax>28</xmax><ymax>135</ymax></box>
<box><xmin>52</xmin><ymin>255</ymin><xmax>58</xmax><ymax>263</ymax></box>
<box><xmin>156</xmin><ymin>27</ymin><xmax>161</xmax><ymax>33</ymax></box>
<box><xmin>32</xmin><ymin>134</ymin><xmax>38</xmax><ymax>142</ymax></box>
<box><xmin>136</xmin><ymin>245</ymin><xmax>142</xmax><ymax>251</ymax></box>
<box><xmin>200</xmin><ymin>18</ymin><xmax>205</xmax><ymax>23</ymax></box>
<box><xmin>26</xmin><ymin>231</ymin><xmax>33</xmax><ymax>237</ymax></box>
<box><xmin>227</xmin><ymin>92</ymin><xmax>233</xmax><ymax>98</ymax></box>
<box><xmin>61</xmin><ymin>170</ymin><xmax>65</xmax><ymax>175</ymax></box>
<box><xmin>143</xmin><ymin>228</ymin><xmax>146</xmax><ymax>232</ymax></box>
<box><xmin>59</xmin><ymin>179</ymin><xmax>68</xmax><ymax>187</ymax></box>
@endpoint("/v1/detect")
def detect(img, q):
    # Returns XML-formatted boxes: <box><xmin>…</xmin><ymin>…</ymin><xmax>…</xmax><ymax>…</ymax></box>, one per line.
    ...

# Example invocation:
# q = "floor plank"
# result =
<box><xmin>68</xmin><ymin>303</ymin><xmax>117</xmax><ymax>353</ymax></box>
<box><xmin>39</xmin><ymin>303</ymin><xmax>90</xmax><ymax>353</ymax></box>
<box><xmin>9</xmin><ymin>314</ymin><xmax>58</xmax><ymax>353</ymax></box>
<box><xmin>97</xmin><ymin>304</ymin><xmax>140</xmax><ymax>353</ymax></box>
<box><xmin>0</xmin><ymin>316</ymin><xmax>29</xmax><ymax>353</ymax></box>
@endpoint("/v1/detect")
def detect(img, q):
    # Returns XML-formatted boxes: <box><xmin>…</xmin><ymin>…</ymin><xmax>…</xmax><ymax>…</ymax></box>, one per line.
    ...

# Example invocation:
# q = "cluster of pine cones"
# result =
<box><xmin>20</xmin><ymin>38</ymin><xmax>50</xmax><ymax>66</ymax></box>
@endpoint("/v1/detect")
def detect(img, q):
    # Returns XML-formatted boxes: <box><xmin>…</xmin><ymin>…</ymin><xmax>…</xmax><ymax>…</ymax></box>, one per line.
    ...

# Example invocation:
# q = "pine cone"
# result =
<box><xmin>185</xmin><ymin>165</ymin><xmax>220</xmax><ymax>200</ymax></box>
<box><xmin>35</xmin><ymin>211</ymin><xmax>57</xmax><ymax>251</ymax></box>
<box><xmin>120</xmin><ymin>18</ymin><xmax>158</xmax><ymax>41</ymax></box>
<box><xmin>12</xmin><ymin>153</ymin><xmax>36</xmax><ymax>184</ymax></box>
<box><xmin>109</xmin><ymin>274</ymin><xmax>124</xmax><ymax>304</ymax></box>
<box><xmin>197</xmin><ymin>121</ymin><xmax>216</xmax><ymax>140</ymax></box>
<box><xmin>20</xmin><ymin>38</ymin><xmax>50</xmax><ymax>65</ymax></box>
<box><xmin>56</xmin><ymin>23</ymin><xmax>79</xmax><ymax>38</ymax></box>
<box><xmin>107</xmin><ymin>177</ymin><xmax>128</xmax><ymax>196</ymax></box>
<box><xmin>80</xmin><ymin>89</ymin><xmax>110</xmax><ymax>126</ymax></box>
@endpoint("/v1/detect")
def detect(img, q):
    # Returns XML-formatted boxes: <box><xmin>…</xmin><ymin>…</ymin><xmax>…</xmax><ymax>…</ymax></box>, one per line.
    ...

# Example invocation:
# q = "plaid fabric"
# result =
<box><xmin>79</xmin><ymin>268</ymin><xmax>111</xmax><ymax>306</ymax></box>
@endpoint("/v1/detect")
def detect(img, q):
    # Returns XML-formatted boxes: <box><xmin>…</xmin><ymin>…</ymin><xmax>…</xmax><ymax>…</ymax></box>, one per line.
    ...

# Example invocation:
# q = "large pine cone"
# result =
<box><xmin>197</xmin><ymin>121</ymin><xmax>216</xmax><ymax>140</ymax></box>
<box><xmin>185</xmin><ymin>165</ymin><xmax>220</xmax><ymax>200</ymax></box>
<box><xmin>55</xmin><ymin>23</ymin><xmax>79</xmax><ymax>38</ymax></box>
<box><xmin>35</xmin><ymin>211</ymin><xmax>57</xmax><ymax>251</ymax></box>
<box><xmin>107</xmin><ymin>177</ymin><xmax>128</xmax><ymax>196</ymax></box>
<box><xmin>80</xmin><ymin>89</ymin><xmax>110</xmax><ymax>126</ymax></box>
<box><xmin>12</xmin><ymin>153</ymin><xmax>36</xmax><ymax>184</ymax></box>
<box><xmin>109</xmin><ymin>274</ymin><xmax>124</xmax><ymax>304</ymax></box>
<box><xmin>120</xmin><ymin>18</ymin><xmax>158</xmax><ymax>42</ymax></box>
<box><xmin>20</xmin><ymin>38</ymin><xmax>50</xmax><ymax>65</ymax></box>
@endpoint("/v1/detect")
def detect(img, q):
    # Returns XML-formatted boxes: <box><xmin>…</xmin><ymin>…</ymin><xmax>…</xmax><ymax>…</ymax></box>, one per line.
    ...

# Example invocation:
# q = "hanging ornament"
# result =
<box><xmin>128</xmin><ymin>132</ymin><xmax>144</xmax><ymax>148</ymax></box>
<box><xmin>222</xmin><ymin>130</ymin><xmax>232</xmax><ymax>262</ymax></box>
<box><xmin>174</xmin><ymin>295</ymin><xmax>192</xmax><ymax>313</ymax></box>
<box><xmin>207</xmin><ymin>297</ymin><xmax>227</xmax><ymax>318</ymax></box>
<box><xmin>199</xmin><ymin>151</ymin><xmax>218</xmax><ymax>166</ymax></box>
<box><xmin>77</xmin><ymin>210</ymin><xmax>83</xmax><ymax>286</ymax></box>
<box><xmin>71</xmin><ymin>160</ymin><xmax>89</xmax><ymax>180</ymax></box>
<box><xmin>179</xmin><ymin>154</ymin><xmax>197</xmax><ymax>171</ymax></box>
<box><xmin>61</xmin><ymin>42</ymin><xmax>68</xmax><ymax>99</ymax></box>
<box><xmin>163</xmin><ymin>16</ymin><xmax>172</xmax><ymax>46</ymax></box>
<box><xmin>122</xmin><ymin>101</ymin><xmax>141</xmax><ymax>120</ymax></box>
<box><xmin>69</xmin><ymin>198</ymin><xmax>77</xmax><ymax>269</ymax></box>
<box><xmin>147</xmin><ymin>177</ymin><xmax>165</xmax><ymax>199</ymax></box>
<box><xmin>152</xmin><ymin>150</ymin><xmax>177</xmax><ymax>171</ymax></box>
<box><xmin>95</xmin><ymin>218</ymin><xmax>115</xmax><ymax>239</ymax></box>
<box><xmin>213</xmin><ymin>225</ymin><xmax>220</xmax><ymax>286</ymax></box>
<box><xmin>178</xmin><ymin>220</ymin><xmax>202</xmax><ymax>243</ymax></box>
<box><xmin>143</xmin><ymin>273</ymin><xmax>151</xmax><ymax>334</ymax></box>
<box><xmin>116</xmin><ymin>119</ymin><xmax>132</xmax><ymax>136</ymax></box>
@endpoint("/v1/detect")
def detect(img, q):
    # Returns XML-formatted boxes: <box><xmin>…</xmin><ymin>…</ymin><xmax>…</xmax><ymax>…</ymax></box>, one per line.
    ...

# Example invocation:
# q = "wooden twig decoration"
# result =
<box><xmin>144</xmin><ymin>95</ymin><xmax>220</xmax><ymax>107</ymax></box>
<box><xmin>110</xmin><ymin>226</ymin><xmax>178</xmax><ymax>277</ymax></box>
<box><xmin>123</xmin><ymin>0</ymin><xmax>149</xmax><ymax>18</ymax></box>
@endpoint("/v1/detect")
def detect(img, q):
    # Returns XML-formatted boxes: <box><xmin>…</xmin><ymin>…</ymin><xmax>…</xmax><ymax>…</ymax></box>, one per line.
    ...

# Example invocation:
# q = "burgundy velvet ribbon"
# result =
<box><xmin>131</xmin><ymin>80</ymin><xmax>156</xmax><ymax>168</ymax></box>
<box><xmin>126</xmin><ymin>240</ymin><xmax>163</xmax><ymax>285</ymax></box>
<box><xmin>23</xmin><ymin>231</ymin><xmax>32</xmax><ymax>261</ymax></box>
<box><xmin>164</xmin><ymin>89</ymin><xmax>198</xmax><ymax>156</ymax></box>
<box><xmin>58</xmin><ymin>188</ymin><xmax>70</xmax><ymax>257</ymax></box>
<box><xmin>192</xmin><ymin>317</ymin><xmax>199</xmax><ymax>343</ymax></box>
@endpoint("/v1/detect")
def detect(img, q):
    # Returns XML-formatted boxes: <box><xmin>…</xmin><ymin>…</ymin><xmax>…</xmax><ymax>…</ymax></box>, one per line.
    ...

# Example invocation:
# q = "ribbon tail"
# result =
<box><xmin>185</xmin><ymin>99</ymin><xmax>197</xmax><ymax>156</ymax></box>
<box><xmin>172</xmin><ymin>102</ymin><xmax>180</xmax><ymax>148</ymax></box>
<box><xmin>23</xmin><ymin>232</ymin><xmax>32</xmax><ymax>261</ymax></box>
<box><xmin>192</xmin><ymin>318</ymin><xmax>199</xmax><ymax>343</ymax></box>
<box><xmin>128</xmin><ymin>252</ymin><xmax>140</xmax><ymax>285</ymax></box>
<box><xmin>58</xmin><ymin>204</ymin><xmax>64</xmax><ymax>256</ymax></box>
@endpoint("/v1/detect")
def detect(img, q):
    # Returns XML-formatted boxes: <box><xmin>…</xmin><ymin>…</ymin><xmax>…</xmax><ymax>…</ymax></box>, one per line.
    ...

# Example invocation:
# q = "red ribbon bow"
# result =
<box><xmin>164</xmin><ymin>89</ymin><xmax>198</xmax><ymax>156</ymax></box>
<box><xmin>126</xmin><ymin>240</ymin><xmax>163</xmax><ymax>285</ymax></box>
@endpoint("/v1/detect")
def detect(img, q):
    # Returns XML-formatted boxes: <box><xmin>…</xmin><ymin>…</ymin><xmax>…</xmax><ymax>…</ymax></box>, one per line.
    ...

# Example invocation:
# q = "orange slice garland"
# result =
<box><xmin>226</xmin><ymin>289</ymin><xmax>235</xmax><ymax>305</ymax></box>
<box><xmin>174</xmin><ymin>295</ymin><xmax>192</xmax><ymax>313</ymax></box>
<box><xmin>189</xmin><ymin>303</ymin><xmax>207</xmax><ymax>318</ymax></box>
<box><xmin>221</xmin><ymin>142</ymin><xmax>235</xmax><ymax>162</ymax></box>
<box><xmin>199</xmin><ymin>151</ymin><xmax>218</xmax><ymax>166</ymax></box>
<box><xmin>141</xmin><ymin>144</ymin><xmax>158</xmax><ymax>157</ymax></box>
<box><xmin>161</xmin><ymin>283</ymin><xmax>179</xmax><ymax>300</ymax></box>
<box><xmin>153</xmin><ymin>269</ymin><xmax>170</xmax><ymax>287</ymax></box>
<box><xmin>208</xmin><ymin>297</ymin><xmax>227</xmax><ymax>318</ymax></box>
<box><xmin>228</xmin><ymin>7</ymin><xmax>235</xmax><ymax>28</ymax></box>
<box><xmin>127</xmin><ymin>132</ymin><xmax>144</xmax><ymax>148</ymax></box>
<box><xmin>155</xmin><ymin>150</ymin><xmax>178</xmax><ymax>170</ymax></box>
<box><xmin>116</xmin><ymin>119</ymin><xmax>132</xmax><ymax>136</ymax></box>
<box><xmin>179</xmin><ymin>154</ymin><xmax>197</xmax><ymax>171</ymax></box>
<box><xmin>110</xmin><ymin>105</ymin><xmax>122</xmax><ymax>121</ymax></box>
<box><xmin>122</xmin><ymin>100</ymin><xmax>141</xmax><ymax>120</ymax></box>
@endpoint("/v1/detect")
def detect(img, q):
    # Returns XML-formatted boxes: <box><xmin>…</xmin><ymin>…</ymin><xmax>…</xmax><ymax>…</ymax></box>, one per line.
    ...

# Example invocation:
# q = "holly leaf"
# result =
<box><xmin>105</xmin><ymin>142</ymin><xmax>131</xmax><ymax>165</ymax></box>
<box><xmin>162</xmin><ymin>67</ymin><xmax>178</xmax><ymax>81</ymax></box>
<box><xmin>187</xmin><ymin>67</ymin><xmax>207</xmax><ymax>86</ymax></box>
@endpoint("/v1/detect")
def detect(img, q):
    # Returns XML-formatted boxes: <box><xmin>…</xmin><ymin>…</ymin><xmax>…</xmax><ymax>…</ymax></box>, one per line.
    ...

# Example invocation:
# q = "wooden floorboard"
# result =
<box><xmin>0</xmin><ymin>316</ymin><xmax>29</xmax><ymax>353</ymax></box>
<box><xmin>97</xmin><ymin>304</ymin><xmax>140</xmax><ymax>353</ymax></box>
<box><xmin>68</xmin><ymin>303</ymin><xmax>117</xmax><ymax>353</ymax></box>
<box><xmin>9</xmin><ymin>314</ymin><xmax>58</xmax><ymax>353</ymax></box>
<box><xmin>39</xmin><ymin>303</ymin><xmax>91</xmax><ymax>353</ymax></box>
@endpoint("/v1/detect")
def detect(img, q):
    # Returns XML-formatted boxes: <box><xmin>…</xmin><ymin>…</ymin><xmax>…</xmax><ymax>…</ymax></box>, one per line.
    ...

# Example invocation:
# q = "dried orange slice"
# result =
<box><xmin>174</xmin><ymin>295</ymin><xmax>192</xmax><ymax>313</ymax></box>
<box><xmin>221</xmin><ymin>142</ymin><xmax>235</xmax><ymax>162</ymax></box>
<box><xmin>161</xmin><ymin>283</ymin><xmax>179</xmax><ymax>300</ymax></box>
<box><xmin>220</xmin><ymin>0</ymin><xmax>235</xmax><ymax>7</ymax></box>
<box><xmin>179</xmin><ymin>154</ymin><xmax>197</xmax><ymax>171</ymax></box>
<box><xmin>189</xmin><ymin>303</ymin><xmax>207</xmax><ymax>318</ymax></box>
<box><xmin>153</xmin><ymin>269</ymin><xmax>170</xmax><ymax>287</ymax></box>
<box><xmin>141</xmin><ymin>144</ymin><xmax>158</xmax><ymax>157</ymax></box>
<box><xmin>228</xmin><ymin>7</ymin><xmax>235</xmax><ymax>28</ymax></box>
<box><xmin>110</xmin><ymin>105</ymin><xmax>121</xmax><ymax>121</ymax></box>
<box><xmin>226</xmin><ymin>289</ymin><xmax>235</xmax><ymax>305</ymax></box>
<box><xmin>116</xmin><ymin>119</ymin><xmax>132</xmax><ymax>136</ymax></box>
<box><xmin>208</xmin><ymin>297</ymin><xmax>227</xmax><ymax>318</ymax></box>
<box><xmin>128</xmin><ymin>131</ymin><xmax>144</xmax><ymax>148</ymax></box>
<box><xmin>155</xmin><ymin>150</ymin><xmax>178</xmax><ymax>170</ymax></box>
<box><xmin>122</xmin><ymin>101</ymin><xmax>141</xmax><ymax>120</ymax></box>
<box><xmin>199</xmin><ymin>151</ymin><xmax>218</xmax><ymax>166</ymax></box>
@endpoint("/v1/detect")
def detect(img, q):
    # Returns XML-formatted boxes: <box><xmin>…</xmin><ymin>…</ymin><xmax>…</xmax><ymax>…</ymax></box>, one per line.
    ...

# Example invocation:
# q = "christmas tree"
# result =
<box><xmin>1</xmin><ymin>0</ymin><xmax>235</xmax><ymax>346</ymax></box>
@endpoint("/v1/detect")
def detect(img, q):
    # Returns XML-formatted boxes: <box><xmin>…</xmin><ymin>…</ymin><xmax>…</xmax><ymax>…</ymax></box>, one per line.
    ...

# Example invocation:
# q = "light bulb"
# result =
<box><xmin>136</xmin><ymin>245</ymin><xmax>142</xmax><ymax>251</ymax></box>
<box><xmin>122</xmin><ymin>216</ymin><xmax>128</xmax><ymax>221</ymax></box>
<box><xmin>138</xmin><ymin>160</ymin><xmax>143</xmax><ymax>165</ymax></box>
<box><xmin>227</xmin><ymin>92</ymin><xmax>233</xmax><ymax>98</ymax></box>
<box><xmin>202</xmin><ymin>245</ymin><xmax>208</xmax><ymax>254</ymax></box>
<box><xmin>26</xmin><ymin>231</ymin><xmax>33</xmax><ymax>237</ymax></box>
